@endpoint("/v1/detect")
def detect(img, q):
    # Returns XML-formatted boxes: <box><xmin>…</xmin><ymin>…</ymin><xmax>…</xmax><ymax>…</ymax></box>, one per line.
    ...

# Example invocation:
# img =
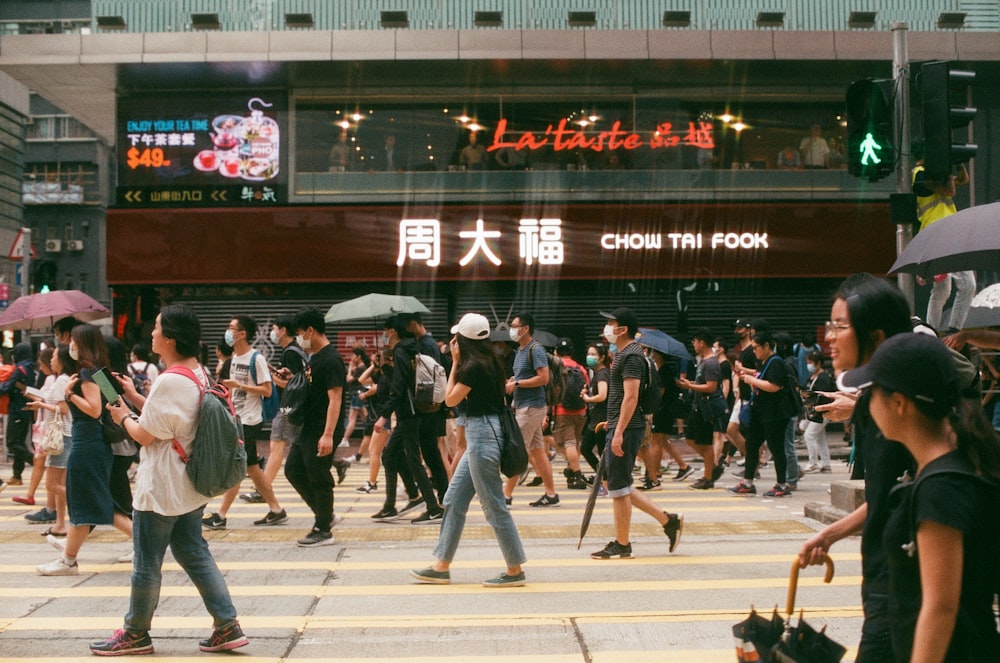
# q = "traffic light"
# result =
<box><xmin>33</xmin><ymin>260</ymin><xmax>57</xmax><ymax>293</ymax></box>
<box><xmin>919</xmin><ymin>61</ymin><xmax>976</xmax><ymax>180</ymax></box>
<box><xmin>846</xmin><ymin>79</ymin><xmax>894</xmax><ymax>181</ymax></box>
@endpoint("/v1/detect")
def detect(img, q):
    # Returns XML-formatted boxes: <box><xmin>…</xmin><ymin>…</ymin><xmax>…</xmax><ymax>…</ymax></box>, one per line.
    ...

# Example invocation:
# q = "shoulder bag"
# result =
<box><xmin>497</xmin><ymin>405</ymin><xmax>528</xmax><ymax>478</ymax></box>
<box><xmin>42</xmin><ymin>409</ymin><xmax>64</xmax><ymax>455</ymax></box>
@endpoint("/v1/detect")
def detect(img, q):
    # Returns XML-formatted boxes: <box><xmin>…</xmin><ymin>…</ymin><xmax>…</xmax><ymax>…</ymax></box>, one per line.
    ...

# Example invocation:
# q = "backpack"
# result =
<box><xmin>0</xmin><ymin>364</ymin><xmax>15</xmax><ymax>414</ymax></box>
<box><xmin>528</xmin><ymin>341</ymin><xmax>565</xmax><ymax>407</ymax></box>
<box><xmin>166</xmin><ymin>366</ymin><xmax>247</xmax><ymax>498</ymax></box>
<box><xmin>128</xmin><ymin>362</ymin><xmax>152</xmax><ymax>397</ymax></box>
<box><xmin>280</xmin><ymin>354</ymin><xmax>311</xmax><ymax>426</ymax></box>
<box><xmin>412</xmin><ymin>351</ymin><xmax>447</xmax><ymax>413</ymax></box>
<box><xmin>637</xmin><ymin>352</ymin><xmax>663</xmax><ymax>415</ymax></box>
<box><xmin>561</xmin><ymin>362</ymin><xmax>587</xmax><ymax>410</ymax></box>
<box><xmin>250</xmin><ymin>351</ymin><xmax>280</xmax><ymax>423</ymax></box>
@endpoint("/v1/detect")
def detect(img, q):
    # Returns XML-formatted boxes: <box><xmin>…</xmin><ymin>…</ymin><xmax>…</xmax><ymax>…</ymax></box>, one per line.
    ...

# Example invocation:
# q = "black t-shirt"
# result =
<box><xmin>454</xmin><ymin>360</ymin><xmax>505</xmax><ymax>417</ymax></box>
<box><xmin>750</xmin><ymin>354</ymin><xmax>788</xmax><ymax>424</ymax></box>
<box><xmin>300</xmin><ymin>344</ymin><xmax>347</xmax><ymax>441</ymax></box>
<box><xmin>719</xmin><ymin>359</ymin><xmax>734</xmax><ymax>410</ymax></box>
<box><xmin>737</xmin><ymin>342</ymin><xmax>756</xmax><ymax>401</ymax></box>
<box><xmin>587</xmin><ymin>365</ymin><xmax>610</xmax><ymax>425</ymax></box>
<box><xmin>884</xmin><ymin>451</ymin><xmax>1000</xmax><ymax>663</ymax></box>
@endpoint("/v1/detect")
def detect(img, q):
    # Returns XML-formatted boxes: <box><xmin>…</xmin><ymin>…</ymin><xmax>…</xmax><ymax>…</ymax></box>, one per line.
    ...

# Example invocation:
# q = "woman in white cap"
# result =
<box><xmin>411</xmin><ymin>313</ymin><xmax>527</xmax><ymax>588</ymax></box>
<box><xmin>840</xmin><ymin>332</ymin><xmax>1000</xmax><ymax>663</ymax></box>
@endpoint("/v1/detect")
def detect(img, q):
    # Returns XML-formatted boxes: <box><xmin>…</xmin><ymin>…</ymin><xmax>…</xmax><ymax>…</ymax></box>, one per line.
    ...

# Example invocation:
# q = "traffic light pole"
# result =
<box><xmin>21</xmin><ymin>227</ymin><xmax>31</xmax><ymax>297</ymax></box>
<box><xmin>892</xmin><ymin>22</ymin><xmax>915</xmax><ymax>309</ymax></box>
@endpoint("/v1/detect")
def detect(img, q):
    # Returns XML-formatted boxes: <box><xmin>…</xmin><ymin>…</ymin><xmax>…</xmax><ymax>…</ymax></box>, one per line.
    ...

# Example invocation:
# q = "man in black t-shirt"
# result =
<box><xmin>726</xmin><ymin>320</ymin><xmax>754</xmax><ymax>465</ymax></box>
<box><xmin>284</xmin><ymin>308</ymin><xmax>346</xmax><ymax>547</ymax></box>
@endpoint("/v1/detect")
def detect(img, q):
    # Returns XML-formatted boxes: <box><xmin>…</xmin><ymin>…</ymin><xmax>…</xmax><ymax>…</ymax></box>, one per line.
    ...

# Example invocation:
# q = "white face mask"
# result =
<box><xmin>509</xmin><ymin>327</ymin><xmax>521</xmax><ymax>342</ymax></box>
<box><xmin>69</xmin><ymin>343</ymin><xmax>79</xmax><ymax>361</ymax></box>
<box><xmin>603</xmin><ymin>324</ymin><xmax>618</xmax><ymax>344</ymax></box>
<box><xmin>269</xmin><ymin>330</ymin><xmax>280</xmax><ymax>345</ymax></box>
<box><xmin>297</xmin><ymin>334</ymin><xmax>311</xmax><ymax>351</ymax></box>
<box><xmin>807</xmin><ymin>363</ymin><xmax>817</xmax><ymax>374</ymax></box>
<box><xmin>224</xmin><ymin>329</ymin><xmax>236</xmax><ymax>347</ymax></box>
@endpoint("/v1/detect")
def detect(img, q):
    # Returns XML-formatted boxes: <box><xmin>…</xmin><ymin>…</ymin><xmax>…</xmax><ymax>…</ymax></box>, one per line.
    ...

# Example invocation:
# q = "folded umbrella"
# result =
<box><xmin>577</xmin><ymin>422</ymin><xmax>607</xmax><ymax>550</ymax></box>
<box><xmin>770</xmin><ymin>557</ymin><xmax>846</xmax><ymax>663</ymax></box>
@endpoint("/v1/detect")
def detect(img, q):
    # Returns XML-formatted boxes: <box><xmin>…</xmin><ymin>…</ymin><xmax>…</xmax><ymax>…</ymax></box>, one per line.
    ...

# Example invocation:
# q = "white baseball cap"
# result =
<box><xmin>450</xmin><ymin>313</ymin><xmax>491</xmax><ymax>340</ymax></box>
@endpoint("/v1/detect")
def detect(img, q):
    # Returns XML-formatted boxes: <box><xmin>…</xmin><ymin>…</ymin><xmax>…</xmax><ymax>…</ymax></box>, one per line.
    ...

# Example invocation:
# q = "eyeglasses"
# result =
<box><xmin>825</xmin><ymin>321</ymin><xmax>852</xmax><ymax>336</ymax></box>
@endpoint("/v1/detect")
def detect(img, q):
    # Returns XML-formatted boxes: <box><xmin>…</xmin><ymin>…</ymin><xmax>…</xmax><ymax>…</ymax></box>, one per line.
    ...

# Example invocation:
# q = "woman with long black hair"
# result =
<box><xmin>841</xmin><ymin>332</ymin><xmax>1000</xmax><ymax>662</ymax></box>
<box><xmin>411</xmin><ymin>313</ymin><xmax>527</xmax><ymax>587</ymax></box>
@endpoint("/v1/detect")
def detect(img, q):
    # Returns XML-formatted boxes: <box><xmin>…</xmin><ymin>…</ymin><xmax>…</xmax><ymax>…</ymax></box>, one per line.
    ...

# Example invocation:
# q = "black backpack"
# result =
<box><xmin>638</xmin><ymin>352</ymin><xmax>663</xmax><ymax>415</ymax></box>
<box><xmin>561</xmin><ymin>363</ymin><xmax>587</xmax><ymax>410</ymax></box>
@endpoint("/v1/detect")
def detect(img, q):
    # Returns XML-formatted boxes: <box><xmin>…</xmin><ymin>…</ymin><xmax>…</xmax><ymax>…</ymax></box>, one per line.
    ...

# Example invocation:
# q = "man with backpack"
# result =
<box><xmin>202</xmin><ymin>315</ymin><xmax>286</xmax><ymax>530</ymax></box>
<box><xmin>503</xmin><ymin>312</ymin><xmax>558</xmax><ymax>507</ymax></box>
<box><xmin>553</xmin><ymin>338</ymin><xmax>589</xmax><ymax>490</ymax></box>
<box><xmin>372</xmin><ymin>313</ymin><xmax>447</xmax><ymax>524</ymax></box>
<box><xmin>591</xmin><ymin>308</ymin><xmax>683</xmax><ymax>559</ymax></box>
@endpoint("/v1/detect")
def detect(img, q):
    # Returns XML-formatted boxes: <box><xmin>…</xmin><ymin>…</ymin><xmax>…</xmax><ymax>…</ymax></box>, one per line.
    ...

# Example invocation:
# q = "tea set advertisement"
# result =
<box><xmin>117</xmin><ymin>93</ymin><xmax>286</xmax><ymax>206</ymax></box>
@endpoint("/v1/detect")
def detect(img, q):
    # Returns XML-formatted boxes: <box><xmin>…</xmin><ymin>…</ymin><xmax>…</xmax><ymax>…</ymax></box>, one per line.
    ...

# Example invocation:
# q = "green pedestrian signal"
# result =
<box><xmin>846</xmin><ymin>79</ymin><xmax>894</xmax><ymax>181</ymax></box>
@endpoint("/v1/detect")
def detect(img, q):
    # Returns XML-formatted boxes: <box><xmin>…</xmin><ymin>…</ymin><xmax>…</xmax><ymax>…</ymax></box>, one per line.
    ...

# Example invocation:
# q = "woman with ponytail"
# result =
<box><xmin>841</xmin><ymin>332</ymin><xmax>1000</xmax><ymax>662</ymax></box>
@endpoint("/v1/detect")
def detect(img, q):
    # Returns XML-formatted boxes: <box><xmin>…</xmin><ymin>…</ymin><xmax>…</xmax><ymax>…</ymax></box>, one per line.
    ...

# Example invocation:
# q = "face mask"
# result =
<box><xmin>224</xmin><ymin>329</ymin><xmax>236</xmax><ymax>346</ymax></box>
<box><xmin>603</xmin><ymin>324</ymin><xmax>618</xmax><ymax>344</ymax></box>
<box><xmin>586</xmin><ymin>356</ymin><xmax>598</xmax><ymax>368</ymax></box>
<box><xmin>608</xmin><ymin>344</ymin><xmax>618</xmax><ymax>356</ymax></box>
<box><xmin>806</xmin><ymin>363</ymin><xmax>817</xmax><ymax>374</ymax></box>
<box><xmin>381</xmin><ymin>332</ymin><xmax>389</xmax><ymax>345</ymax></box>
<box><xmin>269</xmin><ymin>330</ymin><xmax>280</xmax><ymax>345</ymax></box>
<box><xmin>509</xmin><ymin>327</ymin><xmax>521</xmax><ymax>342</ymax></box>
<box><xmin>298</xmin><ymin>334</ymin><xmax>312</xmax><ymax>351</ymax></box>
<box><xmin>69</xmin><ymin>344</ymin><xmax>79</xmax><ymax>361</ymax></box>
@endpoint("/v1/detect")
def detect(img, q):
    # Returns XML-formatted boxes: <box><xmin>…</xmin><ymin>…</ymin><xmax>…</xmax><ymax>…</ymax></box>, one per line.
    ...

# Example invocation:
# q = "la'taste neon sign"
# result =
<box><xmin>486</xmin><ymin>119</ymin><xmax>714</xmax><ymax>154</ymax></box>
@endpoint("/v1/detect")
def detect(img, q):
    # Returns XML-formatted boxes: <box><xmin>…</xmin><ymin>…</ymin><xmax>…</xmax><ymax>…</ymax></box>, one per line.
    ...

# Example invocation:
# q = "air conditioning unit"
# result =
<box><xmin>66</xmin><ymin>239</ymin><xmax>84</xmax><ymax>252</ymax></box>
<box><xmin>45</xmin><ymin>239</ymin><xmax>62</xmax><ymax>253</ymax></box>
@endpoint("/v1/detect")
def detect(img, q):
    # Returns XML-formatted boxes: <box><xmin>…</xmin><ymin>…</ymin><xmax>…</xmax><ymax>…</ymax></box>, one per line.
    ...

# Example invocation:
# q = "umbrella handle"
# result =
<box><xmin>786</xmin><ymin>556</ymin><xmax>834</xmax><ymax>617</ymax></box>
<box><xmin>595</xmin><ymin>421</ymin><xmax>607</xmax><ymax>433</ymax></box>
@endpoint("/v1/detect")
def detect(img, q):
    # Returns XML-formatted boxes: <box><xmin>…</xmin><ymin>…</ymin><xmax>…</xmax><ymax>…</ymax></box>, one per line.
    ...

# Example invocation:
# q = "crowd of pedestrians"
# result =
<box><xmin>2</xmin><ymin>274</ymin><xmax>998</xmax><ymax>659</ymax></box>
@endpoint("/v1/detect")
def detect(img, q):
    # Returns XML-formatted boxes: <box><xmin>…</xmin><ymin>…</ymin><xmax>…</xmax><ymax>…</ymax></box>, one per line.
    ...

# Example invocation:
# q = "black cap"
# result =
<box><xmin>733</xmin><ymin>319</ymin><xmax>751</xmax><ymax>329</ymax></box>
<box><xmin>838</xmin><ymin>333</ymin><xmax>960</xmax><ymax>412</ymax></box>
<box><xmin>750</xmin><ymin>318</ymin><xmax>770</xmax><ymax>332</ymax></box>
<box><xmin>556</xmin><ymin>337</ymin><xmax>574</xmax><ymax>355</ymax></box>
<box><xmin>600</xmin><ymin>307</ymin><xmax>639</xmax><ymax>336</ymax></box>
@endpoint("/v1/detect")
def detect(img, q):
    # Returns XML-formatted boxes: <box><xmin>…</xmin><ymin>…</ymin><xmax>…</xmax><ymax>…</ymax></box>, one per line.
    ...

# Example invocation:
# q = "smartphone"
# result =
<box><xmin>92</xmin><ymin>367</ymin><xmax>124</xmax><ymax>404</ymax></box>
<box><xmin>801</xmin><ymin>390</ymin><xmax>833</xmax><ymax>408</ymax></box>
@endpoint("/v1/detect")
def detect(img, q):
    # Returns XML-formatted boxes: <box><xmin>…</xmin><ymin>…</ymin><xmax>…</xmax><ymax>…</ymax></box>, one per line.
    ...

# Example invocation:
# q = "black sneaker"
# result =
<box><xmin>201</xmin><ymin>513</ymin><xmax>226</xmax><ymax>530</ymax></box>
<box><xmin>239</xmin><ymin>491</ymin><xmax>263</xmax><ymax>503</ymax></box>
<box><xmin>637</xmin><ymin>477</ymin><xmax>661</xmax><ymax>491</ymax></box>
<box><xmin>526</xmin><ymin>476</ymin><xmax>544</xmax><ymax>487</ymax></box>
<box><xmin>371</xmin><ymin>507</ymin><xmax>399</xmax><ymax>522</ymax></box>
<box><xmin>663</xmin><ymin>512</ymin><xmax>684</xmax><ymax>553</ymax></box>
<box><xmin>672</xmin><ymin>466</ymin><xmax>696</xmax><ymax>482</ymax></box>
<box><xmin>711</xmin><ymin>464</ymin><xmax>725</xmax><ymax>482</ymax></box>
<box><xmin>411</xmin><ymin>509</ymin><xmax>443</xmax><ymax>524</ymax></box>
<box><xmin>590</xmin><ymin>540</ymin><xmax>633</xmax><ymax>560</ymax></box>
<box><xmin>689</xmin><ymin>478</ymin><xmax>715</xmax><ymax>490</ymax></box>
<box><xmin>333</xmin><ymin>459</ymin><xmax>350</xmax><ymax>485</ymax></box>
<box><xmin>397</xmin><ymin>498</ymin><xmax>424</xmax><ymax>517</ymax></box>
<box><xmin>529</xmin><ymin>494</ymin><xmax>560</xmax><ymax>507</ymax></box>
<box><xmin>90</xmin><ymin>628</ymin><xmax>154</xmax><ymax>656</ymax></box>
<box><xmin>198</xmin><ymin>620</ymin><xmax>249</xmax><ymax>652</ymax></box>
<box><xmin>296</xmin><ymin>528</ymin><xmax>335</xmax><ymax>547</ymax></box>
<box><xmin>253</xmin><ymin>509</ymin><xmax>288</xmax><ymax>526</ymax></box>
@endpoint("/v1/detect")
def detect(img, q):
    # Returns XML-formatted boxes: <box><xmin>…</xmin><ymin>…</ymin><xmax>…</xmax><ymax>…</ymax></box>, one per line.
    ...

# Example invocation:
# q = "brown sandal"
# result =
<box><xmin>41</xmin><ymin>527</ymin><xmax>66</xmax><ymax>537</ymax></box>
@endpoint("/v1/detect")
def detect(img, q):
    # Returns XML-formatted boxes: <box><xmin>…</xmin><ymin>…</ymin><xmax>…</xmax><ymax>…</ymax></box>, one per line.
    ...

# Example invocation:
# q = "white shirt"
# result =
<box><xmin>799</xmin><ymin>136</ymin><xmax>830</xmax><ymax>167</ymax></box>
<box><xmin>229</xmin><ymin>349</ymin><xmax>271</xmax><ymax>426</ymax></box>
<box><xmin>43</xmin><ymin>373</ymin><xmax>73</xmax><ymax>437</ymax></box>
<box><xmin>134</xmin><ymin>366</ymin><xmax>212</xmax><ymax>516</ymax></box>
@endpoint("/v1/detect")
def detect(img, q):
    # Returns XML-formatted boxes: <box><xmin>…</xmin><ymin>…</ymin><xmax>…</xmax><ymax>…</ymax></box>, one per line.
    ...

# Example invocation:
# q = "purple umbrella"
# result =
<box><xmin>0</xmin><ymin>289</ymin><xmax>109</xmax><ymax>331</ymax></box>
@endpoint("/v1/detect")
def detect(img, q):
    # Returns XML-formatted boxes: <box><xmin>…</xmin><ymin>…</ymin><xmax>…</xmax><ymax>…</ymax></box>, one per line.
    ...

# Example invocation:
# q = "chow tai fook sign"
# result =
<box><xmin>106</xmin><ymin>203</ymin><xmax>893</xmax><ymax>285</ymax></box>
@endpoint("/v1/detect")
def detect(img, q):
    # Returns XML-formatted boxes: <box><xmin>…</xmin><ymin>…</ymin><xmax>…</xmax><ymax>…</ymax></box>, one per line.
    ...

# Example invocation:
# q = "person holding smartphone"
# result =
<box><xmin>801</xmin><ymin>350</ymin><xmax>834</xmax><ymax>474</ymax></box>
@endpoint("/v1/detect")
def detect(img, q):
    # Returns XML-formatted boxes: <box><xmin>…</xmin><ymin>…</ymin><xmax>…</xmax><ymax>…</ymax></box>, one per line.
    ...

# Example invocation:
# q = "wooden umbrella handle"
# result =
<box><xmin>786</xmin><ymin>556</ymin><xmax>834</xmax><ymax>617</ymax></box>
<box><xmin>595</xmin><ymin>421</ymin><xmax>607</xmax><ymax>432</ymax></box>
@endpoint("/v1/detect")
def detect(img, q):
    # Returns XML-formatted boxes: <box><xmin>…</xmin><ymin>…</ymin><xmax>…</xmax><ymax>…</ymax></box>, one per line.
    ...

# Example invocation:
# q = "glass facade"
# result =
<box><xmin>0</xmin><ymin>103</ymin><xmax>25</xmax><ymax>229</ymax></box>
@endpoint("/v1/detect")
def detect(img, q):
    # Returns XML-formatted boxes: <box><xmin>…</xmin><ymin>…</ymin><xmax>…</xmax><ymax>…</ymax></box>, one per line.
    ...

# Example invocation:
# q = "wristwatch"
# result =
<box><xmin>514</xmin><ymin>380</ymin><xmax>520</xmax><ymax>388</ymax></box>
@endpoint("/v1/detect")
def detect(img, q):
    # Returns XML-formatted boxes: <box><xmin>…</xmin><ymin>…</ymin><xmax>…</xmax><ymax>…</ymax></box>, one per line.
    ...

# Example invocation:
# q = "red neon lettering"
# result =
<box><xmin>487</xmin><ymin>119</ymin><xmax>515</xmax><ymax>152</ymax></box>
<box><xmin>684</xmin><ymin>121</ymin><xmax>715</xmax><ymax>149</ymax></box>
<box><xmin>486</xmin><ymin>118</ymin><xmax>707</xmax><ymax>153</ymax></box>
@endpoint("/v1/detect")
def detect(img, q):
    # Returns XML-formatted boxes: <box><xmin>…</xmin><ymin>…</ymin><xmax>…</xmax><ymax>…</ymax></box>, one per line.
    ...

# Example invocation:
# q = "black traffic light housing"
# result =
<box><xmin>846</xmin><ymin>79</ymin><xmax>895</xmax><ymax>181</ymax></box>
<box><xmin>919</xmin><ymin>61</ymin><xmax>977</xmax><ymax>180</ymax></box>
<box><xmin>33</xmin><ymin>259</ymin><xmax>57</xmax><ymax>292</ymax></box>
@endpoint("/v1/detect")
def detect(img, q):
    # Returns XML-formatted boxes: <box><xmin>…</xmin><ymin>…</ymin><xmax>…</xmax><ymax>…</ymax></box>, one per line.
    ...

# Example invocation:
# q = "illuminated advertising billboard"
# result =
<box><xmin>116</xmin><ymin>94</ymin><xmax>286</xmax><ymax>207</ymax></box>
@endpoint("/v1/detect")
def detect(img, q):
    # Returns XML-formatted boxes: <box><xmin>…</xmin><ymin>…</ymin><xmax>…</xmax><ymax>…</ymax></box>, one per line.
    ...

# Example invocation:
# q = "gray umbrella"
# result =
<box><xmin>961</xmin><ymin>282</ymin><xmax>1000</xmax><ymax>329</ymax></box>
<box><xmin>889</xmin><ymin>201</ymin><xmax>1000</xmax><ymax>279</ymax></box>
<box><xmin>532</xmin><ymin>329</ymin><xmax>559</xmax><ymax>347</ymax></box>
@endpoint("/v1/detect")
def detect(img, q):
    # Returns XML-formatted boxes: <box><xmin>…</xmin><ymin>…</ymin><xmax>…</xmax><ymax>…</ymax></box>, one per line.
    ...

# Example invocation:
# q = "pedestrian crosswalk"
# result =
<box><xmin>0</xmin><ymin>459</ymin><xmax>864</xmax><ymax>661</ymax></box>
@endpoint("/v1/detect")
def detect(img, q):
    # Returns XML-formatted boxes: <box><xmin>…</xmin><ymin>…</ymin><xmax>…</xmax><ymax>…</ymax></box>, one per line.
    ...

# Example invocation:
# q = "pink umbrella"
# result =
<box><xmin>0</xmin><ymin>289</ymin><xmax>109</xmax><ymax>331</ymax></box>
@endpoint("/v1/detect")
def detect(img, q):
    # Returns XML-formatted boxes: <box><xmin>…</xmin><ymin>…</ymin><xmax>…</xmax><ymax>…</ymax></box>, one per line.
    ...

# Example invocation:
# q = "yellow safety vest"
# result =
<box><xmin>912</xmin><ymin>165</ymin><xmax>957</xmax><ymax>230</ymax></box>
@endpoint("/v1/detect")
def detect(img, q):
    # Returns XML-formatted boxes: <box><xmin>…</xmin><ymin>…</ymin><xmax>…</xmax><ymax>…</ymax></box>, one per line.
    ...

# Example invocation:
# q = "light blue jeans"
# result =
<box><xmin>784</xmin><ymin>416</ymin><xmax>800</xmax><ymax>484</ymax></box>
<box><xmin>125</xmin><ymin>507</ymin><xmax>238</xmax><ymax>633</ymax></box>
<box><xmin>433</xmin><ymin>414</ymin><xmax>527</xmax><ymax>568</ymax></box>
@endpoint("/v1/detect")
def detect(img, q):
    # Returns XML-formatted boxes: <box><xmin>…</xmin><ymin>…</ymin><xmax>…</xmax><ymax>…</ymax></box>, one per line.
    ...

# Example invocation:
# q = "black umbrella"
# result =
<box><xmin>733</xmin><ymin>606</ymin><xmax>785</xmax><ymax>662</ymax></box>
<box><xmin>769</xmin><ymin>557</ymin><xmax>846</xmax><ymax>663</ymax></box>
<box><xmin>577</xmin><ymin>422</ymin><xmax>607</xmax><ymax>550</ymax></box>
<box><xmin>889</xmin><ymin>201</ymin><xmax>1000</xmax><ymax>279</ymax></box>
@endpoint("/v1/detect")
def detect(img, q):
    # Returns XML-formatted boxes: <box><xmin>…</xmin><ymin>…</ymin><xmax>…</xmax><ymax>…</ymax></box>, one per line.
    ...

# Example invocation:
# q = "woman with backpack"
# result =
<box><xmin>840</xmin><ymin>332</ymin><xmax>1000</xmax><ymax>663</ymax></box>
<box><xmin>93</xmin><ymin>304</ymin><xmax>248</xmax><ymax>655</ymax></box>
<box><xmin>127</xmin><ymin>343</ymin><xmax>159</xmax><ymax>397</ymax></box>
<box><xmin>411</xmin><ymin>313</ymin><xmax>527</xmax><ymax>588</ymax></box>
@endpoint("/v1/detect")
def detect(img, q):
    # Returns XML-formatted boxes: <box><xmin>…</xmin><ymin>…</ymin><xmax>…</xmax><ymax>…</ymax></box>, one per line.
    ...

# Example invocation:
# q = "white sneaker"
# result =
<box><xmin>38</xmin><ymin>558</ymin><xmax>78</xmax><ymax>576</ymax></box>
<box><xmin>47</xmin><ymin>533</ymin><xmax>66</xmax><ymax>552</ymax></box>
<box><xmin>338</xmin><ymin>438</ymin><xmax>350</xmax><ymax>448</ymax></box>
<box><xmin>117</xmin><ymin>550</ymin><xmax>134</xmax><ymax>563</ymax></box>
<box><xmin>801</xmin><ymin>463</ymin><xmax>820</xmax><ymax>474</ymax></box>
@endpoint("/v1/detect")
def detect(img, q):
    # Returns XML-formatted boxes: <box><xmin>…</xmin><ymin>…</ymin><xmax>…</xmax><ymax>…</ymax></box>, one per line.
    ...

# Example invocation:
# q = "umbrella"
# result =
<box><xmin>732</xmin><ymin>607</ymin><xmax>785</xmax><ymax>662</ymax></box>
<box><xmin>532</xmin><ymin>329</ymin><xmax>559</xmax><ymax>347</ymax></box>
<box><xmin>324</xmin><ymin>293</ymin><xmax>429</xmax><ymax>324</ymax></box>
<box><xmin>889</xmin><ymin>200</ymin><xmax>1000</xmax><ymax>279</ymax></box>
<box><xmin>637</xmin><ymin>328</ymin><xmax>691</xmax><ymax>359</ymax></box>
<box><xmin>577</xmin><ymin>421</ymin><xmax>607</xmax><ymax>550</ymax></box>
<box><xmin>0</xmin><ymin>289</ymin><xmax>109</xmax><ymax>331</ymax></box>
<box><xmin>962</xmin><ymin>282</ymin><xmax>1000</xmax><ymax>329</ymax></box>
<box><xmin>769</xmin><ymin>557</ymin><xmax>845</xmax><ymax>663</ymax></box>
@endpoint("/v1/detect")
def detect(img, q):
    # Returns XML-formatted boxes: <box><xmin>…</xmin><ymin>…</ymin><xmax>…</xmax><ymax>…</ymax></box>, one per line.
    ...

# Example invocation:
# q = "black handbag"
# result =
<box><xmin>497</xmin><ymin>406</ymin><xmax>528</xmax><ymax>478</ymax></box>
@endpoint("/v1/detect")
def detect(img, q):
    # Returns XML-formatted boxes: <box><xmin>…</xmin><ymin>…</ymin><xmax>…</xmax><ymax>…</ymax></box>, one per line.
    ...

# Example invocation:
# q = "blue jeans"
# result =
<box><xmin>125</xmin><ymin>508</ymin><xmax>238</xmax><ymax>633</ymax></box>
<box><xmin>433</xmin><ymin>414</ymin><xmax>526</xmax><ymax>568</ymax></box>
<box><xmin>784</xmin><ymin>416</ymin><xmax>800</xmax><ymax>483</ymax></box>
